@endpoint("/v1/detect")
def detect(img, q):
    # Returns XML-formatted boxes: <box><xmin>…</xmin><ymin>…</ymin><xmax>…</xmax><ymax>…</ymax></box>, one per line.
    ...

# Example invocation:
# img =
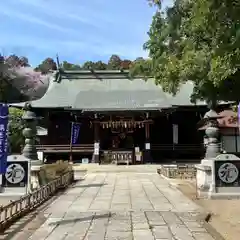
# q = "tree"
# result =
<box><xmin>9</xmin><ymin>67</ymin><xmax>50</xmax><ymax>99</ymax></box>
<box><xmin>8</xmin><ymin>107</ymin><xmax>25</xmax><ymax>154</ymax></box>
<box><xmin>62</xmin><ymin>61</ymin><xmax>81</xmax><ymax>70</ymax></box>
<box><xmin>81</xmin><ymin>61</ymin><xmax>96</xmax><ymax>70</ymax></box>
<box><xmin>0</xmin><ymin>55</ymin><xmax>51</xmax><ymax>102</ymax></box>
<box><xmin>94</xmin><ymin>61</ymin><xmax>107</xmax><ymax>70</ymax></box>
<box><xmin>5</xmin><ymin>55</ymin><xmax>30</xmax><ymax>67</ymax></box>
<box><xmin>121</xmin><ymin>59</ymin><xmax>132</xmax><ymax>70</ymax></box>
<box><xmin>107</xmin><ymin>55</ymin><xmax>122</xmax><ymax>70</ymax></box>
<box><xmin>130</xmin><ymin>0</ymin><xmax>240</xmax><ymax>103</ymax></box>
<box><xmin>35</xmin><ymin>58</ymin><xmax>57</xmax><ymax>74</ymax></box>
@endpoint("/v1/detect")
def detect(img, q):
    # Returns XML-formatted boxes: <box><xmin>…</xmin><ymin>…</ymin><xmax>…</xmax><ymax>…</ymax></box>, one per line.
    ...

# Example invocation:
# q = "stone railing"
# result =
<box><xmin>0</xmin><ymin>171</ymin><xmax>74</xmax><ymax>232</ymax></box>
<box><xmin>159</xmin><ymin>164</ymin><xmax>196</xmax><ymax>179</ymax></box>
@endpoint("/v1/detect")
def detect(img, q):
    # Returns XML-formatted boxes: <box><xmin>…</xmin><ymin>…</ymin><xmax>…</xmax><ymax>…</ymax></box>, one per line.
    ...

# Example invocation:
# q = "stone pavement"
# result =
<box><xmin>15</xmin><ymin>173</ymin><xmax>215</xmax><ymax>240</ymax></box>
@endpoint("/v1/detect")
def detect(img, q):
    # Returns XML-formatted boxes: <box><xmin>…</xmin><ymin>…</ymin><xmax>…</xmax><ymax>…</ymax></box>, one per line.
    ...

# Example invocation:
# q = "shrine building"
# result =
<box><xmin>13</xmin><ymin>69</ymin><xmax>231</xmax><ymax>164</ymax></box>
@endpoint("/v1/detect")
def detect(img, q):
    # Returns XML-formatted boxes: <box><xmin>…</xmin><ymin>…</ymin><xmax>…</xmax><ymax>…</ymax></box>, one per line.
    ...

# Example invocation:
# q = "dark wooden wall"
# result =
<box><xmin>150</xmin><ymin>109</ymin><xmax>205</xmax><ymax>162</ymax></box>
<box><xmin>37</xmin><ymin>108</ymin><xmax>205</xmax><ymax>162</ymax></box>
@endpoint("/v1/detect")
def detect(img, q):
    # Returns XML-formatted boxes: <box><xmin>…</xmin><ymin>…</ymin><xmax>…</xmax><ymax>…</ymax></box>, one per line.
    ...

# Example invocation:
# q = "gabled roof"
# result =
<box><xmin>12</xmin><ymin>70</ymin><xmax>207</xmax><ymax>111</ymax></box>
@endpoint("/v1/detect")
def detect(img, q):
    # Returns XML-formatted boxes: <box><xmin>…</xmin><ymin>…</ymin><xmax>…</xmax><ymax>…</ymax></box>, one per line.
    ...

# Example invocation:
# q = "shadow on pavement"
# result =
<box><xmin>49</xmin><ymin>213</ymin><xmax>112</xmax><ymax>226</ymax></box>
<box><xmin>72</xmin><ymin>183</ymin><xmax>107</xmax><ymax>188</ymax></box>
<box><xmin>0</xmin><ymin>178</ymin><xmax>82</xmax><ymax>239</ymax></box>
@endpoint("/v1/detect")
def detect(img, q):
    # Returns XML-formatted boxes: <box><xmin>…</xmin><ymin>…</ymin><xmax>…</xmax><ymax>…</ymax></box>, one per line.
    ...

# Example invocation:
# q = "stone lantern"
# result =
<box><xmin>22</xmin><ymin>103</ymin><xmax>41</xmax><ymax>165</ymax></box>
<box><xmin>203</xmin><ymin>108</ymin><xmax>222</xmax><ymax>159</ymax></box>
<box><xmin>196</xmin><ymin>101</ymin><xmax>223</xmax><ymax>197</ymax></box>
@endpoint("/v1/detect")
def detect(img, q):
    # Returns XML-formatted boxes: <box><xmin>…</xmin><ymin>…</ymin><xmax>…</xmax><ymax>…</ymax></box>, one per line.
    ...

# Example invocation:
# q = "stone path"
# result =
<box><xmin>18</xmin><ymin>173</ymin><xmax>215</xmax><ymax>240</ymax></box>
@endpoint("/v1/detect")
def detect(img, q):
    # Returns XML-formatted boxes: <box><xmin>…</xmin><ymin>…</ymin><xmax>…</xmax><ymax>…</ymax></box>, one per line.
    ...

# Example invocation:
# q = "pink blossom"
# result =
<box><xmin>9</xmin><ymin>67</ymin><xmax>51</xmax><ymax>99</ymax></box>
<box><xmin>2</xmin><ymin>65</ymin><xmax>51</xmax><ymax>100</ymax></box>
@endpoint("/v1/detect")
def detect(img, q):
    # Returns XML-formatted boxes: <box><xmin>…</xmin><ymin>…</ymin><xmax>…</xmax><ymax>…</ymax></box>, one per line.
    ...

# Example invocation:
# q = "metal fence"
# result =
<box><xmin>0</xmin><ymin>171</ymin><xmax>74</xmax><ymax>232</ymax></box>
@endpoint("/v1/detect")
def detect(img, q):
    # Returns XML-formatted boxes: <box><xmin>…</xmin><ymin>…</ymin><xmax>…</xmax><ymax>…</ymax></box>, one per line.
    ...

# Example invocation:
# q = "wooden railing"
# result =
<box><xmin>0</xmin><ymin>171</ymin><xmax>74</xmax><ymax>232</ymax></box>
<box><xmin>36</xmin><ymin>144</ymin><xmax>94</xmax><ymax>153</ymax></box>
<box><xmin>36</xmin><ymin>143</ymin><xmax>204</xmax><ymax>155</ymax></box>
<box><xmin>109</xmin><ymin>150</ymin><xmax>133</xmax><ymax>165</ymax></box>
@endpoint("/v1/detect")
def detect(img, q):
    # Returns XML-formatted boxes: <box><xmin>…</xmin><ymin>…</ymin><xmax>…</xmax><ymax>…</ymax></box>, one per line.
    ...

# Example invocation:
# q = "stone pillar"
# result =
<box><xmin>93</xmin><ymin>120</ymin><xmax>100</xmax><ymax>164</ymax></box>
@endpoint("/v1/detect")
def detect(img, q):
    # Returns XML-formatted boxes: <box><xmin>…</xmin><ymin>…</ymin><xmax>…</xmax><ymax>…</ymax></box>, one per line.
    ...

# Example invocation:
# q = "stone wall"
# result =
<box><xmin>38</xmin><ymin>160</ymin><xmax>73</xmax><ymax>186</ymax></box>
<box><xmin>159</xmin><ymin>164</ymin><xmax>196</xmax><ymax>179</ymax></box>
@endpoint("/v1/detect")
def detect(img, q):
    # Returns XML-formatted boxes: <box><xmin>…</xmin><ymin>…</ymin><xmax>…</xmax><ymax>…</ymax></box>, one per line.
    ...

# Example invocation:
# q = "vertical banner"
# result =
<box><xmin>0</xmin><ymin>104</ymin><xmax>9</xmax><ymax>174</ymax></box>
<box><xmin>71</xmin><ymin>123</ymin><xmax>81</xmax><ymax>145</ymax></box>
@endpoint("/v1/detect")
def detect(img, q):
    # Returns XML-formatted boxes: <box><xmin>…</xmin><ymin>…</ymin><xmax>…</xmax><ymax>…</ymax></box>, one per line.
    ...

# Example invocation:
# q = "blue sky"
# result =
<box><xmin>0</xmin><ymin>0</ymin><xmax>172</xmax><ymax>66</ymax></box>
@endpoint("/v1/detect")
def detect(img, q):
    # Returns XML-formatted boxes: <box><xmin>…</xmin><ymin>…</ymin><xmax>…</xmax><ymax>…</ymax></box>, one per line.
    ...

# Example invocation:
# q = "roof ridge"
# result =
<box><xmin>54</xmin><ymin>69</ymin><xmax>154</xmax><ymax>82</ymax></box>
<box><xmin>59</xmin><ymin>69</ymin><xmax>130</xmax><ymax>74</ymax></box>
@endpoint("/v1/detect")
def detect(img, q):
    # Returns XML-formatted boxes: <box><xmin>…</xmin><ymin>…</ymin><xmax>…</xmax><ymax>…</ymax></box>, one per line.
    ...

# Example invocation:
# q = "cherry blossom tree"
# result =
<box><xmin>0</xmin><ymin>55</ymin><xmax>52</xmax><ymax>103</ymax></box>
<box><xmin>8</xmin><ymin>66</ymin><xmax>50</xmax><ymax>99</ymax></box>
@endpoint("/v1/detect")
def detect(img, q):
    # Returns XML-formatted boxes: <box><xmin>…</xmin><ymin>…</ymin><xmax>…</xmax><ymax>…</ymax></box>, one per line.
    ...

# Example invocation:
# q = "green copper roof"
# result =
<box><xmin>12</xmin><ymin>70</ymin><xmax>206</xmax><ymax>110</ymax></box>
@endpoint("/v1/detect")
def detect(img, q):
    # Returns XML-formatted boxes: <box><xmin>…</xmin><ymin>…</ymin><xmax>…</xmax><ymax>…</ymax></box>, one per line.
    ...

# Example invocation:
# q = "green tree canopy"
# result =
<box><xmin>61</xmin><ymin>55</ymin><xmax>131</xmax><ymax>71</ymax></box>
<box><xmin>81</xmin><ymin>60</ymin><xmax>107</xmax><ymax>70</ymax></box>
<box><xmin>107</xmin><ymin>55</ymin><xmax>122</xmax><ymax>70</ymax></box>
<box><xmin>8</xmin><ymin>107</ymin><xmax>25</xmax><ymax>154</ymax></box>
<box><xmin>35</xmin><ymin>58</ymin><xmax>57</xmax><ymax>74</ymax></box>
<box><xmin>62</xmin><ymin>61</ymin><xmax>81</xmax><ymax>70</ymax></box>
<box><xmin>130</xmin><ymin>0</ymin><xmax>240</xmax><ymax>103</ymax></box>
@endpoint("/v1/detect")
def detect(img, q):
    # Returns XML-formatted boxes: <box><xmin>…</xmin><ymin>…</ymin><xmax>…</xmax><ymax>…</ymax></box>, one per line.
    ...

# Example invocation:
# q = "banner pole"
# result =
<box><xmin>0</xmin><ymin>174</ymin><xmax>2</xmax><ymax>192</ymax></box>
<box><xmin>70</xmin><ymin>122</ymin><xmax>73</xmax><ymax>163</ymax></box>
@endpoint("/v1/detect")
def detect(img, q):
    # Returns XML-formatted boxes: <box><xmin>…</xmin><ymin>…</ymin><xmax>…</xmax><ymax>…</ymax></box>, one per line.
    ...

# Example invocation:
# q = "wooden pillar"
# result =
<box><xmin>93</xmin><ymin>120</ymin><xmax>100</xmax><ymax>163</ymax></box>
<box><xmin>144</xmin><ymin>121</ymin><xmax>152</xmax><ymax>163</ymax></box>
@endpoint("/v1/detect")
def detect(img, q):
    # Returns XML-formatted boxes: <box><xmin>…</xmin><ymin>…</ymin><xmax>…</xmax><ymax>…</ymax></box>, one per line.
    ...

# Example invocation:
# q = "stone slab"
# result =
<box><xmin>13</xmin><ymin>172</ymin><xmax>216</xmax><ymax>240</ymax></box>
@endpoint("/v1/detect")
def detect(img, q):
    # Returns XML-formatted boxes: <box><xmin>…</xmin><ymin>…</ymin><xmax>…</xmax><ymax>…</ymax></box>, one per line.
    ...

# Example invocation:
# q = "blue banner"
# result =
<box><xmin>71</xmin><ymin>123</ymin><xmax>81</xmax><ymax>145</ymax></box>
<box><xmin>0</xmin><ymin>104</ymin><xmax>9</xmax><ymax>174</ymax></box>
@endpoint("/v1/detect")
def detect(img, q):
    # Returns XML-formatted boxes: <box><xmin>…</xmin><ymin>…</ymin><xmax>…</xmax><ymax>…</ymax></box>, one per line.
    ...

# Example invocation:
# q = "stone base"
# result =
<box><xmin>0</xmin><ymin>155</ymin><xmax>31</xmax><ymax>196</ymax></box>
<box><xmin>30</xmin><ymin>160</ymin><xmax>43</xmax><ymax>192</ymax></box>
<box><xmin>161</xmin><ymin>164</ymin><xmax>196</xmax><ymax>179</ymax></box>
<box><xmin>30</xmin><ymin>165</ymin><xmax>42</xmax><ymax>192</ymax></box>
<box><xmin>0</xmin><ymin>188</ymin><xmax>27</xmax><ymax>196</ymax></box>
<box><xmin>195</xmin><ymin>159</ymin><xmax>213</xmax><ymax>198</ymax></box>
<box><xmin>196</xmin><ymin>154</ymin><xmax>240</xmax><ymax>199</ymax></box>
<box><xmin>208</xmin><ymin>192</ymin><xmax>240</xmax><ymax>199</ymax></box>
<box><xmin>161</xmin><ymin>165</ymin><xmax>177</xmax><ymax>178</ymax></box>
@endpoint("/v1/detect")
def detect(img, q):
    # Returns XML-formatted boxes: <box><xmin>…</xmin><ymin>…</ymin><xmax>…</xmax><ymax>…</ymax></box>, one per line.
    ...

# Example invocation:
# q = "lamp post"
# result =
<box><xmin>22</xmin><ymin>103</ymin><xmax>40</xmax><ymax>165</ymax></box>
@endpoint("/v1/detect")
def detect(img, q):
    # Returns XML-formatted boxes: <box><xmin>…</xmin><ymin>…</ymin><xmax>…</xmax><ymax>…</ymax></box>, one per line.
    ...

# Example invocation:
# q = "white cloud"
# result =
<box><xmin>1</xmin><ymin>7</ymin><xmax>79</xmax><ymax>34</ymax></box>
<box><xmin>0</xmin><ymin>0</ymin><xmax>152</xmax><ymax>60</ymax></box>
<box><xmin>0</xmin><ymin>35</ymin><xmax>86</xmax><ymax>52</ymax></box>
<box><xmin>11</xmin><ymin>0</ymin><xmax>114</xmax><ymax>26</ymax></box>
